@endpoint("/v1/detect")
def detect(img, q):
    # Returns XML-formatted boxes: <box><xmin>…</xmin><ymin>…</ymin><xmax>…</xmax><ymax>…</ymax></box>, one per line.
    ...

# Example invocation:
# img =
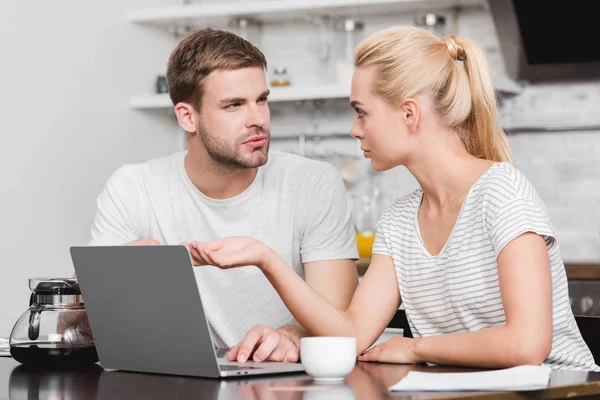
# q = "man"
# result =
<box><xmin>87</xmin><ymin>28</ymin><xmax>359</xmax><ymax>363</ymax></box>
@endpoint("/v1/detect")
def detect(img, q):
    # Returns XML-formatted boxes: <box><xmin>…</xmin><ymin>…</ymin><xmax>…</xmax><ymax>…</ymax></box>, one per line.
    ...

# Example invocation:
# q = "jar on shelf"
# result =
<box><xmin>333</xmin><ymin>19</ymin><xmax>364</xmax><ymax>87</ymax></box>
<box><xmin>155</xmin><ymin>75</ymin><xmax>168</xmax><ymax>94</ymax></box>
<box><xmin>271</xmin><ymin>66</ymin><xmax>291</xmax><ymax>87</ymax></box>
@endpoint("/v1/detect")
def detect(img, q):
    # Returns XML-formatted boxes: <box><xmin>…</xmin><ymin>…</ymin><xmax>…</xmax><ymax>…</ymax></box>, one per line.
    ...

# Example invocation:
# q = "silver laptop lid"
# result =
<box><xmin>70</xmin><ymin>245</ymin><xmax>220</xmax><ymax>378</ymax></box>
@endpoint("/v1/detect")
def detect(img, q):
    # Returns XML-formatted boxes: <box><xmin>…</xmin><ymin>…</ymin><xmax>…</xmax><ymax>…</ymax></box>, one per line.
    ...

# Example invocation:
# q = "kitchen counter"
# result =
<box><xmin>2</xmin><ymin>357</ymin><xmax>600</xmax><ymax>399</ymax></box>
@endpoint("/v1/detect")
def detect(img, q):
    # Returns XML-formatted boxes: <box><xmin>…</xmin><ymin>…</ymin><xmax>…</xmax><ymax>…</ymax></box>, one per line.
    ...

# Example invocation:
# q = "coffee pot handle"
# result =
<box><xmin>27</xmin><ymin>306</ymin><xmax>42</xmax><ymax>341</ymax></box>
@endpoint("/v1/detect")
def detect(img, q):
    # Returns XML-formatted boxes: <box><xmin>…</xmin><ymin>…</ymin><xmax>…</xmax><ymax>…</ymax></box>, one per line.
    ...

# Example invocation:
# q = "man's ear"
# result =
<box><xmin>174</xmin><ymin>102</ymin><xmax>198</xmax><ymax>135</ymax></box>
<box><xmin>400</xmin><ymin>98</ymin><xmax>420</xmax><ymax>133</ymax></box>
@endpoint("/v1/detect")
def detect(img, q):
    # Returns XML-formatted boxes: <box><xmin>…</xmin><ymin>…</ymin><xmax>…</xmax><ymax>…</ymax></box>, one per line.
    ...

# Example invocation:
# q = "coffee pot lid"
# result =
<box><xmin>28</xmin><ymin>278</ymin><xmax>81</xmax><ymax>295</ymax></box>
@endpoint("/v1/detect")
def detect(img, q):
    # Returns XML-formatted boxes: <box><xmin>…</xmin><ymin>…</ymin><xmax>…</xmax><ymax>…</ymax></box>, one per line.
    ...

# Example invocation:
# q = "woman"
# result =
<box><xmin>187</xmin><ymin>26</ymin><xmax>598</xmax><ymax>371</ymax></box>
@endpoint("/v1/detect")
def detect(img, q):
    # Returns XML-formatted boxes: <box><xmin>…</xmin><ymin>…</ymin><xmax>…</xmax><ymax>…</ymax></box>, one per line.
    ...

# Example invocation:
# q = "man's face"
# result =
<box><xmin>196</xmin><ymin>67</ymin><xmax>271</xmax><ymax>169</ymax></box>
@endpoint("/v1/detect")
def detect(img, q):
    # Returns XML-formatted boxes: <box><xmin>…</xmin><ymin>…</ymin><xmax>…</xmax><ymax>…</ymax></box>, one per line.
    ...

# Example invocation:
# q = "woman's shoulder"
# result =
<box><xmin>473</xmin><ymin>161</ymin><xmax>550</xmax><ymax>220</ymax></box>
<box><xmin>474</xmin><ymin>162</ymin><xmax>539</xmax><ymax>202</ymax></box>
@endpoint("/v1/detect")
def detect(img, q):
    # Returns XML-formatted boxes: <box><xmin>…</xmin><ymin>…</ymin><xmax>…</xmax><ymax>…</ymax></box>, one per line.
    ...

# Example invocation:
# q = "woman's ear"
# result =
<box><xmin>401</xmin><ymin>98</ymin><xmax>420</xmax><ymax>133</ymax></box>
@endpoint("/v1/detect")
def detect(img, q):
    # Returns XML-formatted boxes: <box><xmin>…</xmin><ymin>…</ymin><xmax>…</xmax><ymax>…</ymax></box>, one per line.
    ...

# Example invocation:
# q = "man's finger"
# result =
<box><xmin>266</xmin><ymin>343</ymin><xmax>287</xmax><ymax>362</ymax></box>
<box><xmin>227</xmin><ymin>344</ymin><xmax>240</xmax><ymax>361</ymax></box>
<box><xmin>237</xmin><ymin>328</ymin><xmax>267</xmax><ymax>363</ymax></box>
<box><xmin>252</xmin><ymin>331</ymin><xmax>280</xmax><ymax>362</ymax></box>
<box><xmin>282</xmin><ymin>346</ymin><xmax>300</xmax><ymax>363</ymax></box>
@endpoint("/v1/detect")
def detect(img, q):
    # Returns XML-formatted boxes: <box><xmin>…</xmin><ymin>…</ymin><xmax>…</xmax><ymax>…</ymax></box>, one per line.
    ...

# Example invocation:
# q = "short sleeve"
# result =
<box><xmin>299</xmin><ymin>164</ymin><xmax>359</xmax><ymax>263</ymax></box>
<box><xmin>372</xmin><ymin>211</ymin><xmax>392</xmax><ymax>257</ymax></box>
<box><xmin>88</xmin><ymin>165</ymin><xmax>146</xmax><ymax>246</ymax></box>
<box><xmin>488</xmin><ymin>197</ymin><xmax>556</xmax><ymax>257</ymax></box>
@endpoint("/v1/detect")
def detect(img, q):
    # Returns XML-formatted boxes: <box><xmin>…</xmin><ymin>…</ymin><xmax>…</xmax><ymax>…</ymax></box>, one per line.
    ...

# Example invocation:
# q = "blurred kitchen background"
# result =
<box><xmin>1</xmin><ymin>0</ymin><xmax>599</xmax><ymax>336</ymax></box>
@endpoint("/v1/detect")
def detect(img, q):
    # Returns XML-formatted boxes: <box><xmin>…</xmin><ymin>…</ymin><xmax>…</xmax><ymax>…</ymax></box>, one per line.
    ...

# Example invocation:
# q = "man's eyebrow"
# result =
<box><xmin>218</xmin><ymin>97</ymin><xmax>246</xmax><ymax>106</ymax></box>
<box><xmin>218</xmin><ymin>90</ymin><xmax>271</xmax><ymax>105</ymax></box>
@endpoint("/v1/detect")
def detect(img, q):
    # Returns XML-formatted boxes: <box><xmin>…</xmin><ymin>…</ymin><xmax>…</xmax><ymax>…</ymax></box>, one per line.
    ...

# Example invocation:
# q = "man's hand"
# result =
<box><xmin>228</xmin><ymin>325</ymin><xmax>300</xmax><ymax>363</ymax></box>
<box><xmin>125</xmin><ymin>238</ymin><xmax>160</xmax><ymax>245</ymax></box>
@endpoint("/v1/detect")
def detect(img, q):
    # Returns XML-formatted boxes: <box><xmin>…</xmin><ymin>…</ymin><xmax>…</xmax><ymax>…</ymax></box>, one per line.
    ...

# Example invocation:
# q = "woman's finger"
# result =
<box><xmin>191</xmin><ymin>241</ymin><xmax>213</xmax><ymax>265</ymax></box>
<box><xmin>181</xmin><ymin>242</ymin><xmax>202</xmax><ymax>266</ymax></box>
<box><xmin>358</xmin><ymin>345</ymin><xmax>380</xmax><ymax>362</ymax></box>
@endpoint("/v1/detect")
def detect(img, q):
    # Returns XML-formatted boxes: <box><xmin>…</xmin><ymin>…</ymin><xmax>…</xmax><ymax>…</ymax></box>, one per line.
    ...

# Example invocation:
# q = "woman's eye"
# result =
<box><xmin>355</xmin><ymin>108</ymin><xmax>364</xmax><ymax>118</ymax></box>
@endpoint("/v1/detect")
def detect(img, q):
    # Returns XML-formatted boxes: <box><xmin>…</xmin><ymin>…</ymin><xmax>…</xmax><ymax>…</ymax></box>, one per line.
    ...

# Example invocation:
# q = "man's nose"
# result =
<box><xmin>246</xmin><ymin>104</ymin><xmax>267</xmax><ymax>128</ymax></box>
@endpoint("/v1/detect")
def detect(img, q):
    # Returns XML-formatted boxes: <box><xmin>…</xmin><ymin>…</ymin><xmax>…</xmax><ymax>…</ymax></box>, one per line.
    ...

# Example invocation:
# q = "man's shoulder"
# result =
<box><xmin>105</xmin><ymin>151</ymin><xmax>184</xmax><ymax>189</ymax></box>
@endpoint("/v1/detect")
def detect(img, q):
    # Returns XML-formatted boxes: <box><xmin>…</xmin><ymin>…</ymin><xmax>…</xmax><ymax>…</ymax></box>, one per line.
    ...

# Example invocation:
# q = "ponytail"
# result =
<box><xmin>450</xmin><ymin>36</ymin><xmax>514</xmax><ymax>163</ymax></box>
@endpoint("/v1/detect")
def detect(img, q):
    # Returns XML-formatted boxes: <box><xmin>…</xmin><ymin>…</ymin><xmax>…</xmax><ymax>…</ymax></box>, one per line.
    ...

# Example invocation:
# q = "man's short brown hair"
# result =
<box><xmin>166</xmin><ymin>28</ymin><xmax>267</xmax><ymax>111</ymax></box>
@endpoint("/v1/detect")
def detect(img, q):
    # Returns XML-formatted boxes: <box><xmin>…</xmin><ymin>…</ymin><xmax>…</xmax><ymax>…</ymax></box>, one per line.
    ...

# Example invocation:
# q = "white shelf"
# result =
<box><xmin>131</xmin><ymin>77</ymin><xmax>521</xmax><ymax>110</ymax></box>
<box><xmin>131</xmin><ymin>83</ymin><xmax>351</xmax><ymax>109</ymax></box>
<box><xmin>127</xmin><ymin>0</ymin><xmax>485</xmax><ymax>27</ymax></box>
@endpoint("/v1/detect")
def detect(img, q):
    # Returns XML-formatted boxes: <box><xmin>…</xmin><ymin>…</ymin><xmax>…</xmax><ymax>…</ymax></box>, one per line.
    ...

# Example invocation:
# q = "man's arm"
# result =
<box><xmin>279</xmin><ymin>259</ymin><xmax>358</xmax><ymax>346</ymax></box>
<box><xmin>284</xmin><ymin>258</ymin><xmax>359</xmax><ymax>338</ymax></box>
<box><xmin>227</xmin><ymin>164</ymin><xmax>359</xmax><ymax>363</ymax></box>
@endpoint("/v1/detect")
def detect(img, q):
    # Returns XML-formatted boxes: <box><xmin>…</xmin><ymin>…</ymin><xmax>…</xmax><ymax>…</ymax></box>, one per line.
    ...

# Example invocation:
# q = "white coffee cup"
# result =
<box><xmin>300</xmin><ymin>337</ymin><xmax>357</xmax><ymax>382</ymax></box>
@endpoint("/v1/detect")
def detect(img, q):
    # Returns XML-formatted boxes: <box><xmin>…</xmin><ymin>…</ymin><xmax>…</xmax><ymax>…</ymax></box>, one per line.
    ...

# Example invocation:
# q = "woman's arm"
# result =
<box><xmin>412</xmin><ymin>232</ymin><xmax>553</xmax><ymax>368</ymax></box>
<box><xmin>263</xmin><ymin>253</ymin><xmax>401</xmax><ymax>354</ymax></box>
<box><xmin>196</xmin><ymin>237</ymin><xmax>401</xmax><ymax>356</ymax></box>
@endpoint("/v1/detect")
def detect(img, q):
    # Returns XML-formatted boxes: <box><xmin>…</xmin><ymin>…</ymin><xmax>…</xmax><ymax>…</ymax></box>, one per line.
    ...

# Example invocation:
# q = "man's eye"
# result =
<box><xmin>225</xmin><ymin>103</ymin><xmax>240</xmax><ymax>110</ymax></box>
<box><xmin>258</xmin><ymin>97</ymin><xmax>268</xmax><ymax>103</ymax></box>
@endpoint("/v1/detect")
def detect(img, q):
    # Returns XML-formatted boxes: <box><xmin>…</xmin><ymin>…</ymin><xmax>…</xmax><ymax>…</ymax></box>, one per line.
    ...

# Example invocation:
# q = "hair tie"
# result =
<box><xmin>443</xmin><ymin>35</ymin><xmax>466</xmax><ymax>61</ymax></box>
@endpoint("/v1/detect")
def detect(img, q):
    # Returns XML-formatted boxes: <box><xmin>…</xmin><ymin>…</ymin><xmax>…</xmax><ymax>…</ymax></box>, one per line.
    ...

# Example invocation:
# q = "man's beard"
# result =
<box><xmin>197</xmin><ymin>122</ymin><xmax>270</xmax><ymax>169</ymax></box>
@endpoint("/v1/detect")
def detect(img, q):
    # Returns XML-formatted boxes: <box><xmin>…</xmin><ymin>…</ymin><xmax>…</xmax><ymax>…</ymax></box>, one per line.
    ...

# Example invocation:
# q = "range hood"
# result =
<box><xmin>488</xmin><ymin>0</ymin><xmax>600</xmax><ymax>83</ymax></box>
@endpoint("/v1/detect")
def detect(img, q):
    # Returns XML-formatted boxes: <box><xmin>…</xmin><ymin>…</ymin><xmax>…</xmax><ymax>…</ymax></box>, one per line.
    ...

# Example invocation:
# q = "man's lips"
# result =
<box><xmin>244</xmin><ymin>136</ymin><xmax>268</xmax><ymax>148</ymax></box>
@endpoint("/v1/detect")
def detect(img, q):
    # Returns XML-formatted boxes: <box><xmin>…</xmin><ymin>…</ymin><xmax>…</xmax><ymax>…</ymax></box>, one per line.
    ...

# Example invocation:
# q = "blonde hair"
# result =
<box><xmin>355</xmin><ymin>26</ymin><xmax>514</xmax><ymax>164</ymax></box>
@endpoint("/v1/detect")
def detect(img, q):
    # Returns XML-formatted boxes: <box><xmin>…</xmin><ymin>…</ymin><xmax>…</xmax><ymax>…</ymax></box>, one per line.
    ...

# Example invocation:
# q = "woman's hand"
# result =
<box><xmin>182</xmin><ymin>236</ymin><xmax>275</xmax><ymax>270</ymax></box>
<box><xmin>358</xmin><ymin>336</ymin><xmax>421</xmax><ymax>364</ymax></box>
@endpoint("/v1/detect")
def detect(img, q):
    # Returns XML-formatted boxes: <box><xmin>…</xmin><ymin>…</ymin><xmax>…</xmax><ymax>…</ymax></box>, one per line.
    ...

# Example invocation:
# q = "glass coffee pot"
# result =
<box><xmin>9</xmin><ymin>278</ymin><xmax>99</xmax><ymax>367</ymax></box>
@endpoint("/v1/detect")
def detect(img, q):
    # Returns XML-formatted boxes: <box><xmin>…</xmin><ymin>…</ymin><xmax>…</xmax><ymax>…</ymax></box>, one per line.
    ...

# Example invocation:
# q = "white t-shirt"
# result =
<box><xmin>373</xmin><ymin>162</ymin><xmax>599</xmax><ymax>371</ymax></box>
<box><xmin>89</xmin><ymin>150</ymin><xmax>358</xmax><ymax>347</ymax></box>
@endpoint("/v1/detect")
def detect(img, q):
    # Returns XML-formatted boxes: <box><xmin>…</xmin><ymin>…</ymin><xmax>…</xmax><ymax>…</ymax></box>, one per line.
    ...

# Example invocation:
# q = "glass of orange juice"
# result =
<box><xmin>356</xmin><ymin>231</ymin><xmax>375</xmax><ymax>259</ymax></box>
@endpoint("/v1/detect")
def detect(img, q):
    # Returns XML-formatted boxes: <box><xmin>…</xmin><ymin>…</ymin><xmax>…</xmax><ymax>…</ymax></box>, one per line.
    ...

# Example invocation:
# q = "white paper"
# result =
<box><xmin>389</xmin><ymin>365</ymin><xmax>551</xmax><ymax>392</ymax></box>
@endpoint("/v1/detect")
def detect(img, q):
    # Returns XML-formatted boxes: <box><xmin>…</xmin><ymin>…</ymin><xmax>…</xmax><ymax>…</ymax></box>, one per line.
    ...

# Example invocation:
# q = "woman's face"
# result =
<box><xmin>349</xmin><ymin>66</ymin><xmax>415</xmax><ymax>171</ymax></box>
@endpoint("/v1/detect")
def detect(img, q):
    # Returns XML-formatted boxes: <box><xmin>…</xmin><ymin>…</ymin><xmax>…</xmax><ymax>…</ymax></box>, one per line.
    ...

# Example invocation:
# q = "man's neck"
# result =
<box><xmin>184</xmin><ymin>151</ymin><xmax>259</xmax><ymax>200</ymax></box>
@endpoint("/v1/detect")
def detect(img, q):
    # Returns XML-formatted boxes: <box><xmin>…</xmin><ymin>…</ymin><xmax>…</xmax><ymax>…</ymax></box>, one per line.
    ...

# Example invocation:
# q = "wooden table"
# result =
<box><xmin>3</xmin><ymin>358</ymin><xmax>600</xmax><ymax>399</ymax></box>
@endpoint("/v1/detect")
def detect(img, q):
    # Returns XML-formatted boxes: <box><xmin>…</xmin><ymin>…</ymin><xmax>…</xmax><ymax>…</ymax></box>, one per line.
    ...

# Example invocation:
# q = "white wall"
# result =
<box><xmin>0</xmin><ymin>0</ymin><xmax>183</xmax><ymax>338</ymax></box>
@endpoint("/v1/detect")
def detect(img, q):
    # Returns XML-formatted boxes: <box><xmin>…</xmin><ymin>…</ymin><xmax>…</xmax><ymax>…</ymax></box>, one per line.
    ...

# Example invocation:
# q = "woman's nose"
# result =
<box><xmin>350</xmin><ymin>124</ymin><xmax>362</xmax><ymax>139</ymax></box>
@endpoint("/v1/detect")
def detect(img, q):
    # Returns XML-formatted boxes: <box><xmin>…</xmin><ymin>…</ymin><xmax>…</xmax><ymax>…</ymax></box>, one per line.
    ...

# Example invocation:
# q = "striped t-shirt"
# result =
<box><xmin>373</xmin><ymin>162</ymin><xmax>598</xmax><ymax>371</ymax></box>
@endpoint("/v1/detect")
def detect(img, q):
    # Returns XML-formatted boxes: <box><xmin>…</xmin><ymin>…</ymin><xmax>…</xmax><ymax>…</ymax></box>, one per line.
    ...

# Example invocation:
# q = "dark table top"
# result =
<box><xmin>3</xmin><ymin>357</ymin><xmax>600</xmax><ymax>400</ymax></box>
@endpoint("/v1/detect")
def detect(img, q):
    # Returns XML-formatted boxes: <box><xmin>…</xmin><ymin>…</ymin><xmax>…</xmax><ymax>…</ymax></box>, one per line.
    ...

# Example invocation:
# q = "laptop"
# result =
<box><xmin>70</xmin><ymin>245</ymin><xmax>305</xmax><ymax>378</ymax></box>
